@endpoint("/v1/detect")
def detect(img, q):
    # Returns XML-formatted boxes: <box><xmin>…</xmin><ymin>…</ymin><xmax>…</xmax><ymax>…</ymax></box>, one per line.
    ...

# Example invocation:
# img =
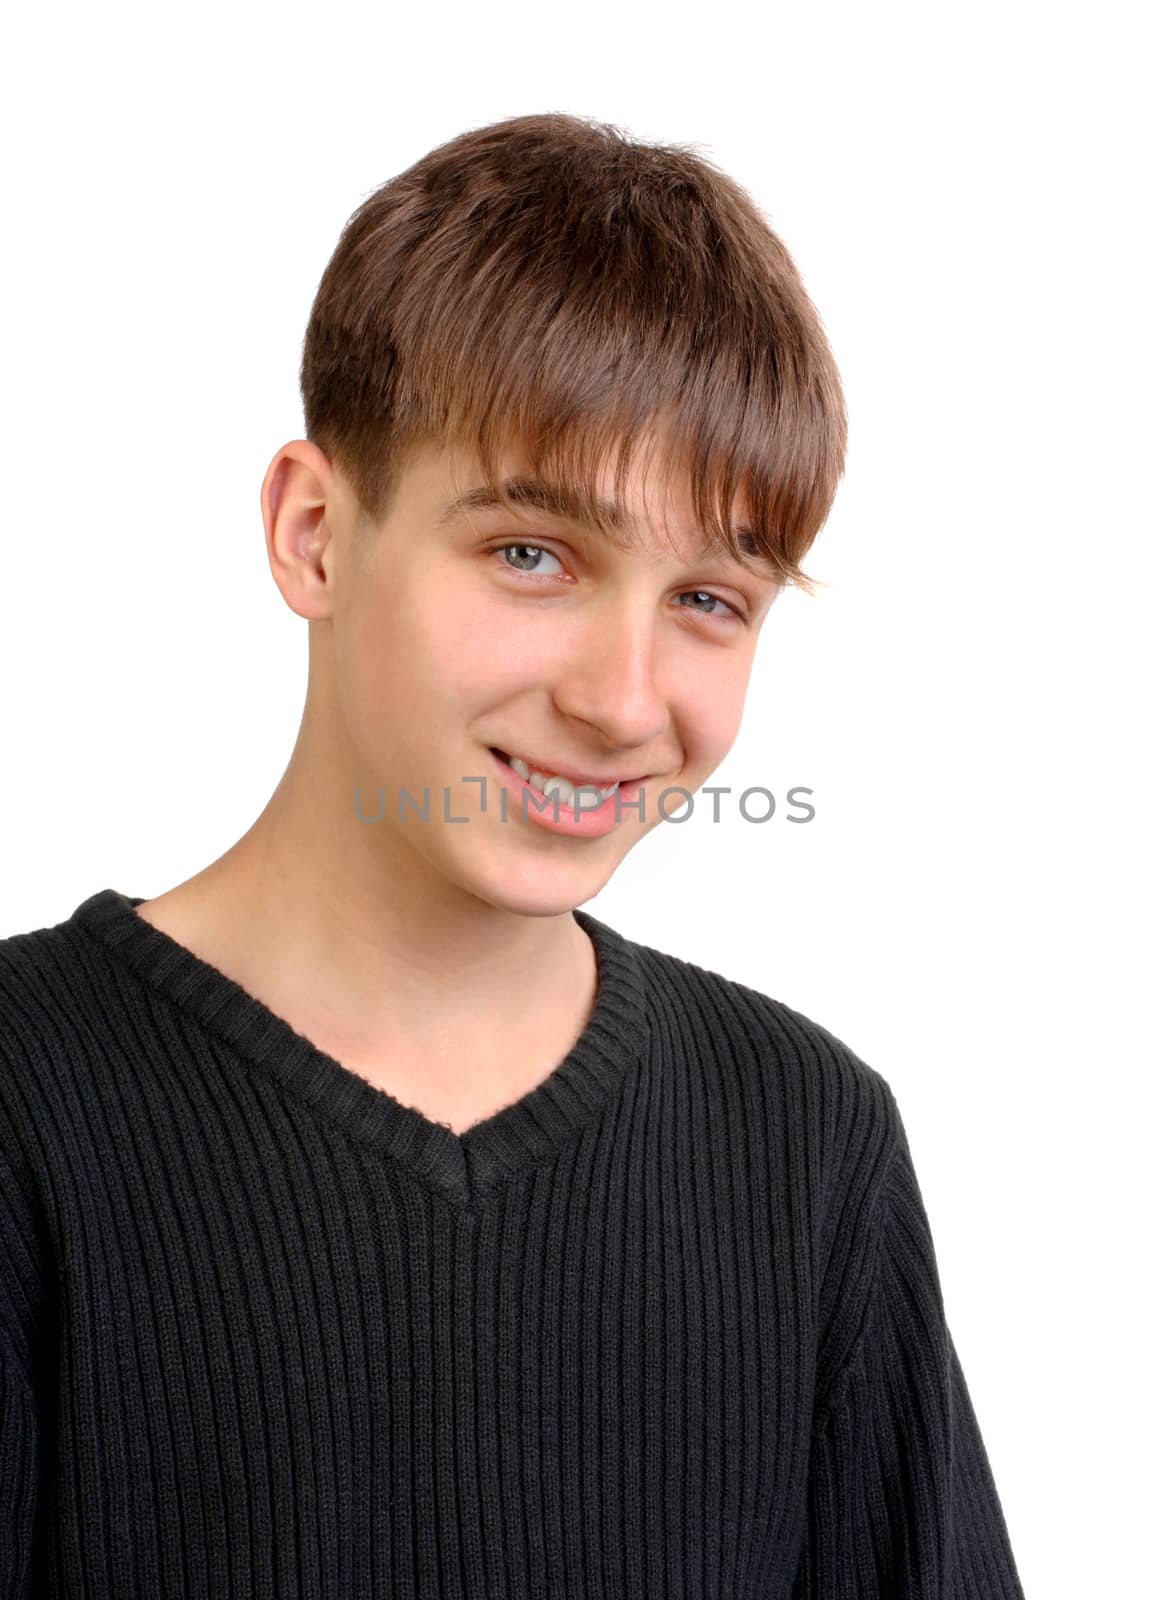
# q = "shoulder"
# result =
<box><xmin>0</xmin><ymin>914</ymin><xmax>88</xmax><ymax>1353</ymax></box>
<box><xmin>631</xmin><ymin>928</ymin><xmax>891</xmax><ymax>1092</ymax></box>
<box><xmin>0</xmin><ymin>900</ymin><xmax>107</xmax><ymax>1037</ymax></box>
<box><xmin>0</xmin><ymin>914</ymin><xmax>81</xmax><ymax>1039</ymax></box>
<box><xmin>630</xmin><ymin>930</ymin><xmax>904</xmax><ymax>1157</ymax></box>
<box><xmin>0</xmin><ymin>900</ymin><xmax>121</xmax><ymax>1147</ymax></box>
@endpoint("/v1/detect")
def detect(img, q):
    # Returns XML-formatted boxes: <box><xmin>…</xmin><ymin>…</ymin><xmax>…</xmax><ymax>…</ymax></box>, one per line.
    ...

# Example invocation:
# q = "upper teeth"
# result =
<box><xmin>504</xmin><ymin>754</ymin><xmax>620</xmax><ymax>803</ymax></box>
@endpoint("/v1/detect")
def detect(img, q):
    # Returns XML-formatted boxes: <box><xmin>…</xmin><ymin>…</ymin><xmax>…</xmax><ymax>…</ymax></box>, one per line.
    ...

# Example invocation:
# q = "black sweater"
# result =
<box><xmin>0</xmin><ymin>888</ymin><xmax>1025</xmax><ymax>1598</ymax></box>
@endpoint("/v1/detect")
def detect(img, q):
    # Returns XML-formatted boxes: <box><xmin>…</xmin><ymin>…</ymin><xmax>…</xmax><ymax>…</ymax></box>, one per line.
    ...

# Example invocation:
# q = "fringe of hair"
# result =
<box><xmin>300</xmin><ymin>113</ymin><xmax>848</xmax><ymax>594</ymax></box>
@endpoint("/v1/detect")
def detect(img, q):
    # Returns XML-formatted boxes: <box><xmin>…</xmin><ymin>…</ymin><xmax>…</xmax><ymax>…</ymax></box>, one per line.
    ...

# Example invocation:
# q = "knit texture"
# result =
<box><xmin>0</xmin><ymin>888</ymin><xmax>1025</xmax><ymax>1598</ymax></box>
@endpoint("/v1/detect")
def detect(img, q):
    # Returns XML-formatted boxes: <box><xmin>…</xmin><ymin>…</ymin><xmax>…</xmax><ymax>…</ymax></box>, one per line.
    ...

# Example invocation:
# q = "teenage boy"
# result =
<box><xmin>0</xmin><ymin>113</ymin><xmax>1026</xmax><ymax>1595</ymax></box>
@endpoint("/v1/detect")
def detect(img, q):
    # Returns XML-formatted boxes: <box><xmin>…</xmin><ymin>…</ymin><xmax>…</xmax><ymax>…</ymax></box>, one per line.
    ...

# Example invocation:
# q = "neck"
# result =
<box><xmin>140</xmin><ymin>748</ymin><xmax>596</xmax><ymax>1066</ymax></box>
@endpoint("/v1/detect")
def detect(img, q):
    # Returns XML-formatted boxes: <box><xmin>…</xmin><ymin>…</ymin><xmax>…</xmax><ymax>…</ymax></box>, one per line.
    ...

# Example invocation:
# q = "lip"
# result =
<box><xmin>488</xmin><ymin>745</ymin><xmax>643</xmax><ymax>789</ymax></box>
<box><xmin>487</xmin><ymin>747</ymin><xmax>648</xmax><ymax>838</ymax></box>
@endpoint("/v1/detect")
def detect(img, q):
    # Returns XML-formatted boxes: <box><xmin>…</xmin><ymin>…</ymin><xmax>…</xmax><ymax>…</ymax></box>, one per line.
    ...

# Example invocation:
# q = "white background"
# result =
<box><xmin>3</xmin><ymin>3</ymin><xmax>1158</xmax><ymax>1591</ymax></box>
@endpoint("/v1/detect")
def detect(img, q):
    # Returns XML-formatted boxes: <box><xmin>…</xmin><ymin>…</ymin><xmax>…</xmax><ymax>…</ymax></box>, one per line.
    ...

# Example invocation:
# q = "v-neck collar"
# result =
<box><xmin>69</xmin><ymin>887</ymin><xmax>650</xmax><ymax>1208</ymax></box>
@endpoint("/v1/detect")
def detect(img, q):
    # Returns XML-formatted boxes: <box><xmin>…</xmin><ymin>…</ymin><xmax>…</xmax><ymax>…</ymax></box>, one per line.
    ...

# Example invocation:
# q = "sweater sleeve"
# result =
<box><xmin>0</xmin><ymin>1151</ymin><xmax>41</xmax><ymax>1600</ymax></box>
<box><xmin>794</xmin><ymin>1112</ymin><xmax>1026</xmax><ymax>1598</ymax></box>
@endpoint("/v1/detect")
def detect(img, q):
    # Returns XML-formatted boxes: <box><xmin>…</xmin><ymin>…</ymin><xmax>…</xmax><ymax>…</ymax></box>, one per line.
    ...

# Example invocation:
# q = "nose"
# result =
<box><xmin>549</xmin><ymin>605</ymin><xmax>671</xmax><ymax>755</ymax></box>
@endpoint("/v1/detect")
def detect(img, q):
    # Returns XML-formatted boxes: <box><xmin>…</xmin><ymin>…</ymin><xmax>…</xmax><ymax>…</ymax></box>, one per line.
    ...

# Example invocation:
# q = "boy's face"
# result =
<box><xmin>284</xmin><ymin>433</ymin><xmax>781</xmax><ymax>918</ymax></box>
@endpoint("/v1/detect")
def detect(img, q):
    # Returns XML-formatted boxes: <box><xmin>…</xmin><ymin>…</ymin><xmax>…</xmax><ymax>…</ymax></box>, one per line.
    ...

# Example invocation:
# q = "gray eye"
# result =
<box><xmin>497</xmin><ymin>543</ymin><xmax>563</xmax><ymax>575</ymax></box>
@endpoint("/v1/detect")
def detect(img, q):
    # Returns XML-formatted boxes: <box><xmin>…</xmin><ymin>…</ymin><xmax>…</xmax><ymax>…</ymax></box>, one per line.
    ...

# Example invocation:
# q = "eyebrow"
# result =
<box><xmin>436</xmin><ymin>475</ymin><xmax>774</xmax><ymax>574</ymax></box>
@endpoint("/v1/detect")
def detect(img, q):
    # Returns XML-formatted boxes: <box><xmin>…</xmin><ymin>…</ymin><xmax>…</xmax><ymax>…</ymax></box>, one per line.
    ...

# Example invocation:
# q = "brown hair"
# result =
<box><xmin>300</xmin><ymin>113</ymin><xmax>847</xmax><ymax>593</ymax></box>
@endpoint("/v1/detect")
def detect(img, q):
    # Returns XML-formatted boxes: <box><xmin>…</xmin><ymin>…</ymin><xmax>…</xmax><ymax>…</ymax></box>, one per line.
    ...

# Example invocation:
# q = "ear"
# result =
<box><xmin>260</xmin><ymin>440</ymin><xmax>338</xmax><ymax>622</ymax></box>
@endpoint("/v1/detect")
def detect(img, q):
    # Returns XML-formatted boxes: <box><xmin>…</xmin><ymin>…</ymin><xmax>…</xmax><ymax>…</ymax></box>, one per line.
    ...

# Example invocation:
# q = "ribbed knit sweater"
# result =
<box><xmin>0</xmin><ymin>887</ymin><xmax>1025</xmax><ymax>1598</ymax></box>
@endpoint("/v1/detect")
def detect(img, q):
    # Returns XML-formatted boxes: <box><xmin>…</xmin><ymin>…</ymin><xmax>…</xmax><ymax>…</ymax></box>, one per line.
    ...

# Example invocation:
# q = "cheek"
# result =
<box><xmin>331</xmin><ymin>580</ymin><xmax>517</xmax><ymax>766</ymax></box>
<box><xmin>335</xmin><ymin>590</ymin><xmax>414</xmax><ymax>717</ymax></box>
<box><xmin>676</xmin><ymin>660</ymin><xmax>752</xmax><ymax>764</ymax></box>
<box><xmin>330</xmin><ymin>585</ymin><xmax>442</xmax><ymax>777</ymax></box>
<box><xmin>694</xmin><ymin>701</ymin><xmax>746</xmax><ymax>769</ymax></box>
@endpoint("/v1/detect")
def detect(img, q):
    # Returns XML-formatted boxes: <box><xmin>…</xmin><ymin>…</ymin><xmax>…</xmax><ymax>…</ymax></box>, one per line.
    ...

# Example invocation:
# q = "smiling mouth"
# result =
<box><xmin>488</xmin><ymin>747</ymin><xmax>645</xmax><ymax>792</ymax></box>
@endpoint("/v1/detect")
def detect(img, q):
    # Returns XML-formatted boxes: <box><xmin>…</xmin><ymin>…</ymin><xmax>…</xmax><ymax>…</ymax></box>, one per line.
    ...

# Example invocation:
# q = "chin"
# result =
<box><xmin>465</xmin><ymin>851</ymin><xmax>614</xmax><ymax>921</ymax></box>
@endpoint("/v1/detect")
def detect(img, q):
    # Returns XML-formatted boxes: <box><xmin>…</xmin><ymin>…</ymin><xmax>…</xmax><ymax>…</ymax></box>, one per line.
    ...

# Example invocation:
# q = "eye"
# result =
<box><xmin>493</xmin><ymin>542</ymin><xmax>565</xmax><ymax>578</ymax></box>
<box><xmin>487</xmin><ymin>540</ymin><xmax>747</xmax><ymax>623</ymax></box>
<box><xmin>675</xmin><ymin>590</ymin><xmax>745</xmax><ymax>622</ymax></box>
